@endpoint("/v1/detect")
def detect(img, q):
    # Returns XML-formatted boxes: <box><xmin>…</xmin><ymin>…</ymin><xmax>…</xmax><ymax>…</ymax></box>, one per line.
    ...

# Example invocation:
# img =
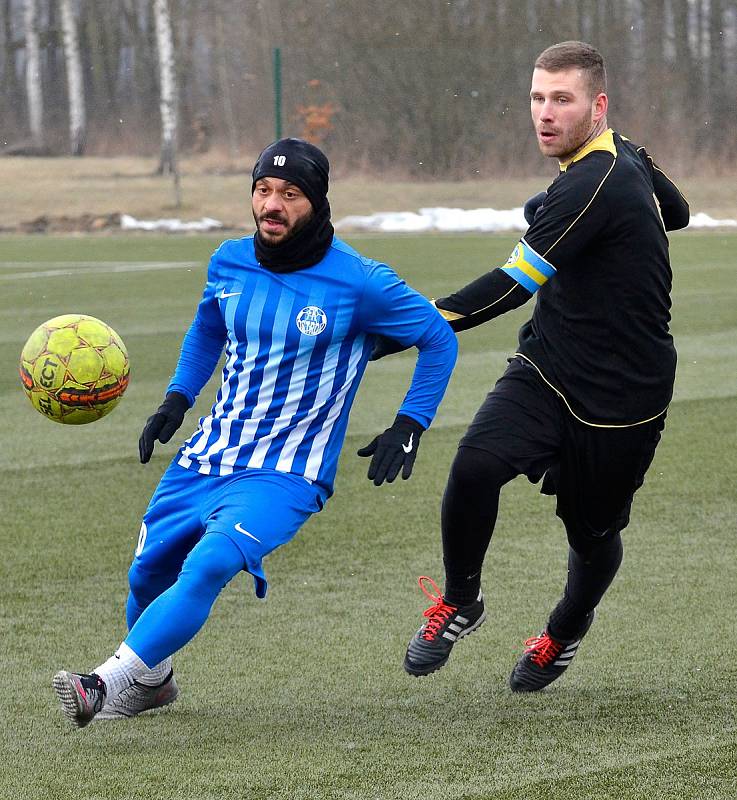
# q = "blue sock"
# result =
<box><xmin>125</xmin><ymin>531</ymin><xmax>246</xmax><ymax>667</ymax></box>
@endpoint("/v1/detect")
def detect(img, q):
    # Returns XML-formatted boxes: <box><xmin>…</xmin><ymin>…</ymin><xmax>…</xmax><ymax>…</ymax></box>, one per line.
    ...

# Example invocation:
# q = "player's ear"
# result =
<box><xmin>592</xmin><ymin>92</ymin><xmax>608</xmax><ymax>122</ymax></box>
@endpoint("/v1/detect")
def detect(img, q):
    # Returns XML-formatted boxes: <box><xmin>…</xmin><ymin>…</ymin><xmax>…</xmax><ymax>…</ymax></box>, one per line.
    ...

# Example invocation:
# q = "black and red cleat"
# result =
<box><xmin>509</xmin><ymin>611</ymin><xmax>595</xmax><ymax>692</ymax></box>
<box><xmin>403</xmin><ymin>576</ymin><xmax>486</xmax><ymax>677</ymax></box>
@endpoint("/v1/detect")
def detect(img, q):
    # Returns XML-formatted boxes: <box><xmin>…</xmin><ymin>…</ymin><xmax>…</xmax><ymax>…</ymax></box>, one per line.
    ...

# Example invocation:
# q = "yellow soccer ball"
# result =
<box><xmin>19</xmin><ymin>314</ymin><xmax>130</xmax><ymax>424</ymax></box>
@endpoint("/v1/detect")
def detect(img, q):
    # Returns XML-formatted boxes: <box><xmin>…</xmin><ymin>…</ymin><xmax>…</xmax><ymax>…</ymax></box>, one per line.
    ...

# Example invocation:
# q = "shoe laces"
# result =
<box><xmin>418</xmin><ymin>576</ymin><xmax>457</xmax><ymax>641</ymax></box>
<box><xmin>523</xmin><ymin>630</ymin><xmax>564</xmax><ymax>668</ymax></box>
<box><xmin>80</xmin><ymin>673</ymin><xmax>106</xmax><ymax>695</ymax></box>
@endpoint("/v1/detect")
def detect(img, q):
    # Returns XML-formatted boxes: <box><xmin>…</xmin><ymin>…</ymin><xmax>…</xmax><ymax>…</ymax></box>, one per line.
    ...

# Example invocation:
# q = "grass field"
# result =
<box><xmin>1</xmin><ymin>231</ymin><xmax>736</xmax><ymax>799</ymax></box>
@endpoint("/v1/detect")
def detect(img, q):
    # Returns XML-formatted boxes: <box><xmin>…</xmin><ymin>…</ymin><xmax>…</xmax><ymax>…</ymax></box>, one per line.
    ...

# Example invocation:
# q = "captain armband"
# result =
<box><xmin>501</xmin><ymin>238</ymin><xmax>556</xmax><ymax>294</ymax></box>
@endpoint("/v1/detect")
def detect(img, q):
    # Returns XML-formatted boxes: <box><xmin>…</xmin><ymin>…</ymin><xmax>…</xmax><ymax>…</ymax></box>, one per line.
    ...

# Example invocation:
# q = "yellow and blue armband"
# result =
<box><xmin>501</xmin><ymin>239</ymin><xmax>556</xmax><ymax>294</ymax></box>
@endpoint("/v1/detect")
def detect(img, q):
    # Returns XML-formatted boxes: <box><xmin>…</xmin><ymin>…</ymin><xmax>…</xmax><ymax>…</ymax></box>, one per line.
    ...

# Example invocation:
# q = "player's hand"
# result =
<box><xmin>357</xmin><ymin>415</ymin><xmax>425</xmax><ymax>485</ymax></box>
<box><xmin>370</xmin><ymin>334</ymin><xmax>409</xmax><ymax>361</ymax></box>
<box><xmin>139</xmin><ymin>391</ymin><xmax>190</xmax><ymax>464</ymax></box>
<box><xmin>523</xmin><ymin>191</ymin><xmax>547</xmax><ymax>225</ymax></box>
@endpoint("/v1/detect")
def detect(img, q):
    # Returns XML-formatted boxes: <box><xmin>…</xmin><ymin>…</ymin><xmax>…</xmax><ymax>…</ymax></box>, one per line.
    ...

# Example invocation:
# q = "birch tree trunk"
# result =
<box><xmin>23</xmin><ymin>0</ymin><xmax>43</xmax><ymax>149</ymax></box>
<box><xmin>59</xmin><ymin>0</ymin><xmax>85</xmax><ymax>155</ymax></box>
<box><xmin>153</xmin><ymin>0</ymin><xmax>178</xmax><ymax>183</ymax></box>
<box><xmin>215</xmin><ymin>7</ymin><xmax>240</xmax><ymax>161</ymax></box>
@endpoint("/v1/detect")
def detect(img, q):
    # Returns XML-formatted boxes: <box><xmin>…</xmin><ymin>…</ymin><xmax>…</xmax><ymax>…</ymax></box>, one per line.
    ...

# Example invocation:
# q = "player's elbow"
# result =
<box><xmin>445</xmin><ymin>326</ymin><xmax>459</xmax><ymax>364</ymax></box>
<box><xmin>417</xmin><ymin>319</ymin><xmax>458</xmax><ymax>365</ymax></box>
<box><xmin>660</xmin><ymin>194</ymin><xmax>690</xmax><ymax>231</ymax></box>
<box><xmin>667</xmin><ymin>200</ymin><xmax>690</xmax><ymax>231</ymax></box>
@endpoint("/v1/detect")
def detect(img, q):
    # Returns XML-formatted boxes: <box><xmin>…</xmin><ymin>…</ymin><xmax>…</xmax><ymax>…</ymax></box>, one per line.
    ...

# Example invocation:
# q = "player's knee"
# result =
<box><xmin>450</xmin><ymin>446</ymin><xmax>516</xmax><ymax>493</ymax></box>
<box><xmin>128</xmin><ymin>560</ymin><xmax>168</xmax><ymax>608</ymax></box>
<box><xmin>180</xmin><ymin>532</ymin><xmax>245</xmax><ymax>592</ymax></box>
<box><xmin>570</xmin><ymin>531</ymin><xmax>623</xmax><ymax>566</ymax></box>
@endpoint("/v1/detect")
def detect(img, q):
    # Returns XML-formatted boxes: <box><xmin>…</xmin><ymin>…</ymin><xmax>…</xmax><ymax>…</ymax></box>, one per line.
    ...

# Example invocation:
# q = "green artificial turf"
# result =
<box><xmin>0</xmin><ymin>231</ymin><xmax>735</xmax><ymax>799</ymax></box>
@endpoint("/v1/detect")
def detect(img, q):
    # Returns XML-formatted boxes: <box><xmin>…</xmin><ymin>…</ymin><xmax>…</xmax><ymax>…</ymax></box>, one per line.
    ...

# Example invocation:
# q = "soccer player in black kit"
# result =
<box><xmin>400</xmin><ymin>41</ymin><xmax>690</xmax><ymax>690</ymax></box>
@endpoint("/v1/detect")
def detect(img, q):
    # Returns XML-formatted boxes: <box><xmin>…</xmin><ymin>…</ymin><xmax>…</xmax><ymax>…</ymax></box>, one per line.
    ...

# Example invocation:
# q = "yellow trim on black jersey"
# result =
<box><xmin>652</xmin><ymin>191</ymin><xmax>667</xmax><ymax>232</ymax></box>
<box><xmin>432</xmin><ymin>302</ymin><xmax>464</xmax><ymax>322</ymax></box>
<box><xmin>636</xmin><ymin>146</ymin><xmax>689</xmax><ymax>206</ymax></box>
<box><xmin>514</xmin><ymin>353</ymin><xmax>669</xmax><ymax>428</ymax></box>
<box><xmin>433</xmin><ymin>282</ymin><xmax>524</xmax><ymax>323</ymax></box>
<box><xmin>544</xmin><ymin>156</ymin><xmax>617</xmax><ymax>260</ymax></box>
<box><xmin>559</xmin><ymin>128</ymin><xmax>617</xmax><ymax>172</ymax></box>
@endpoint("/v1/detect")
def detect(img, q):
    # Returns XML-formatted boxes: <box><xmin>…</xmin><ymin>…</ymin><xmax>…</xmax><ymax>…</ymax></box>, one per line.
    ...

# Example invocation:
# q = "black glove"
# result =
<box><xmin>523</xmin><ymin>191</ymin><xmax>547</xmax><ymax>225</ymax></box>
<box><xmin>139</xmin><ymin>391</ymin><xmax>190</xmax><ymax>464</ymax></box>
<box><xmin>357</xmin><ymin>414</ymin><xmax>425</xmax><ymax>486</ymax></box>
<box><xmin>369</xmin><ymin>334</ymin><xmax>409</xmax><ymax>361</ymax></box>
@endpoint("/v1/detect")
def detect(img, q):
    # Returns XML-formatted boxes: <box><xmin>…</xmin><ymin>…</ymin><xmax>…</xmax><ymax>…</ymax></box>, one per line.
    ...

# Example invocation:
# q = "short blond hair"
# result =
<box><xmin>535</xmin><ymin>41</ymin><xmax>607</xmax><ymax>98</ymax></box>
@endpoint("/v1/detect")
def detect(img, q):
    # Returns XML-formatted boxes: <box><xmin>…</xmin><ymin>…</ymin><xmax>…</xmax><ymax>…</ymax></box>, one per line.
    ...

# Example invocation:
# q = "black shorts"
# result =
<box><xmin>460</xmin><ymin>357</ymin><xmax>665</xmax><ymax>546</ymax></box>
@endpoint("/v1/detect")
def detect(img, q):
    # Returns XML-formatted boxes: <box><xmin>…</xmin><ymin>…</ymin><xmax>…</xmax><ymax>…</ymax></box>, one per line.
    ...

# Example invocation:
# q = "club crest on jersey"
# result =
<box><xmin>295</xmin><ymin>305</ymin><xmax>327</xmax><ymax>336</ymax></box>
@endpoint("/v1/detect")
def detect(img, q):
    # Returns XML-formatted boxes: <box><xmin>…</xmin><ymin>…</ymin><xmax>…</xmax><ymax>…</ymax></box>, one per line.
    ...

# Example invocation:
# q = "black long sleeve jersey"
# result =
<box><xmin>436</xmin><ymin>129</ymin><xmax>690</xmax><ymax>427</ymax></box>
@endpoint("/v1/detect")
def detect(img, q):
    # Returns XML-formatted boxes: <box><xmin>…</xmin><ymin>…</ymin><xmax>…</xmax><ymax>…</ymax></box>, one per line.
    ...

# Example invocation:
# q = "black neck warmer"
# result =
<box><xmin>254</xmin><ymin>201</ymin><xmax>334</xmax><ymax>273</ymax></box>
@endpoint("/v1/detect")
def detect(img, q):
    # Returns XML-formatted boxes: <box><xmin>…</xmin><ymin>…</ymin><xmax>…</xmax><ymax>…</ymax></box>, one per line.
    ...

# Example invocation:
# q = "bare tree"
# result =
<box><xmin>215</xmin><ymin>4</ymin><xmax>239</xmax><ymax>161</ymax></box>
<box><xmin>22</xmin><ymin>0</ymin><xmax>43</xmax><ymax>149</ymax></box>
<box><xmin>2</xmin><ymin>0</ymin><xmax>737</xmax><ymax>174</ymax></box>
<box><xmin>707</xmin><ymin>0</ymin><xmax>728</xmax><ymax>154</ymax></box>
<box><xmin>59</xmin><ymin>0</ymin><xmax>85</xmax><ymax>155</ymax></box>
<box><xmin>153</xmin><ymin>0</ymin><xmax>178</xmax><ymax>184</ymax></box>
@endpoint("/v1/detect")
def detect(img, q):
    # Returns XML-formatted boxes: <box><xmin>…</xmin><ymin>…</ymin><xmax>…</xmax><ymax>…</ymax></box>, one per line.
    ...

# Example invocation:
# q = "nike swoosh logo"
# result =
<box><xmin>234</xmin><ymin>523</ymin><xmax>261</xmax><ymax>543</ymax></box>
<box><xmin>402</xmin><ymin>433</ymin><xmax>414</xmax><ymax>454</ymax></box>
<box><xmin>218</xmin><ymin>290</ymin><xmax>241</xmax><ymax>299</ymax></box>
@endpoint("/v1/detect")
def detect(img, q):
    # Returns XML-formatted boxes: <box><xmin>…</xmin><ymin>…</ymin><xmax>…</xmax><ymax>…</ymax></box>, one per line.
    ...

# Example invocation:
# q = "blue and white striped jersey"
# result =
<box><xmin>167</xmin><ymin>235</ymin><xmax>456</xmax><ymax>494</ymax></box>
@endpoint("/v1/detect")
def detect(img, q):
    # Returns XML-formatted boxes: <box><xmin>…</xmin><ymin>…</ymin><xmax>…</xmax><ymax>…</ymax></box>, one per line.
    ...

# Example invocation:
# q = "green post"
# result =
<box><xmin>273</xmin><ymin>47</ymin><xmax>282</xmax><ymax>140</ymax></box>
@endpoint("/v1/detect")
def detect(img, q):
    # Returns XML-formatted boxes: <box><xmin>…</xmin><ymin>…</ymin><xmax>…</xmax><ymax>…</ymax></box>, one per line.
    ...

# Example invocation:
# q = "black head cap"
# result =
<box><xmin>251</xmin><ymin>138</ymin><xmax>330</xmax><ymax>210</ymax></box>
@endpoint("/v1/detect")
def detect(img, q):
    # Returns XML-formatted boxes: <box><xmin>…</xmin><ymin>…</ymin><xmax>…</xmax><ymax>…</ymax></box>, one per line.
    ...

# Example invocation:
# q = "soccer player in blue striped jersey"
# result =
<box><xmin>52</xmin><ymin>138</ymin><xmax>457</xmax><ymax>728</ymax></box>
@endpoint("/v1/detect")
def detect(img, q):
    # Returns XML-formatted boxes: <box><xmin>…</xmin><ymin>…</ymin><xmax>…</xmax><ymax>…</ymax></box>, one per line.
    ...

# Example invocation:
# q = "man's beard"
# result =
<box><xmin>253</xmin><ymin>209</ymin><xmax>313</xmax><ymax>246</ymax></box>
<box><xmin>539</xmin><ymin>112</ymin><xmax>598</xmax><ymax>160</ymax></box>
<box><xmin>252</xmin><ymin>200</ymin><xmax>333</xmax><ymax>272</ymax></box>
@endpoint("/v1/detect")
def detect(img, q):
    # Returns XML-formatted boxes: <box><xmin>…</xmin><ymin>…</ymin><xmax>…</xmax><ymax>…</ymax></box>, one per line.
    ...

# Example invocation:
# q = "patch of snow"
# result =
<box><xmin>335</xmin><ymin>207</ymin><xmax>528</xmax><ymax>233</ymax></box>
<box><xmin>687</xmin><ymin>212</ymin><xmax>737</xmax><ymax>229</ymax></box>
<box><xmin>336</xmin><ymin>207</ymin><xmax>737</xmax><ymax>233</ymax></box>
<box><xmin>121</xmin><ymin>214</ymin><xmax>223</xmax><ymax>232</ymax></box>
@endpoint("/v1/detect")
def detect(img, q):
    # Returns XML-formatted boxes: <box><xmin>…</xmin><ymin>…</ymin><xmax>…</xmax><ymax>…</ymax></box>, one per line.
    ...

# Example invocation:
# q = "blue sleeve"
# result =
<box><xmin>166</xmin><ymin>274</ymin><xmax>228</xmax><ymax>406</ymax></box>
<box><xmin>360</xmin><ymin>264</ymin><xmax>458</xmax><ymax>429</ymax></box>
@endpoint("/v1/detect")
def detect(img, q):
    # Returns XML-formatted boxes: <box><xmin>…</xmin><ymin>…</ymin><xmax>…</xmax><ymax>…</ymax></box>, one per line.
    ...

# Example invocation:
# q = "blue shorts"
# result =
<box><xmin>134</xmin><ymin>462</ymin><xmax>326</xmax><ymax>598</ymax></box>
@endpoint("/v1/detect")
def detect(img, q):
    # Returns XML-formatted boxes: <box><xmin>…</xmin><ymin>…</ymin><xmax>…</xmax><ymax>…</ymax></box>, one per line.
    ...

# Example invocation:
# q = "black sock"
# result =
<box><xmin>547</xmin><ymin>533</ymin><xmax>623</xmax><ymax>640</ymax></box>
<box><xmin>442</xmin><ymin>447</ymin><xmax>517</xmax><ymax>606</ymax></box>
